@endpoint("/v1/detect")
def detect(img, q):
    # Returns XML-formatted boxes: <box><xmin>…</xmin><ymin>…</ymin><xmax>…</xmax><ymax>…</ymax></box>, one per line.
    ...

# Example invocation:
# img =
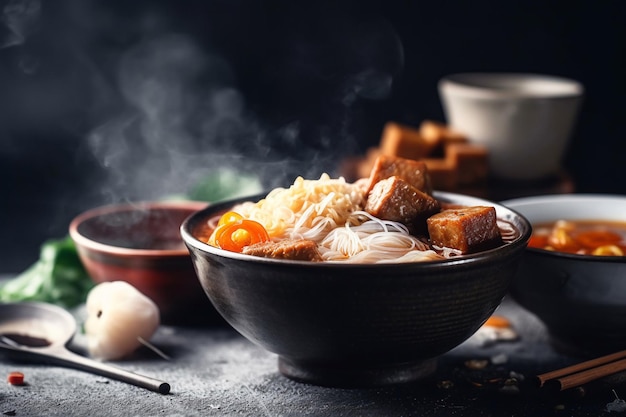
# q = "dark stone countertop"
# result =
<box><xmin>1</xmin><ymin>277</ymin><xmax>625</xmax><ymax>417</ymax></box>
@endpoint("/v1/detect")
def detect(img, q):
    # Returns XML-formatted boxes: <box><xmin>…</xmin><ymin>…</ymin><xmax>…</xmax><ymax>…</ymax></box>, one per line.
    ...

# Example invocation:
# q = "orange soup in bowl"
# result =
<box><xmin>528</xmin><ymin>219</ymin><xmax>626</xmax><ymax>256</ymax></box>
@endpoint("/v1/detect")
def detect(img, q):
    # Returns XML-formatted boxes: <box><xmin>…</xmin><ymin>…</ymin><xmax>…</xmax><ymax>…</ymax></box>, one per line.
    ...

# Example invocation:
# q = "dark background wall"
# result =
<box><xmin>2</xmin><ymin>0</ymin><xmax>625</xmax><ymax>272</ymax></box>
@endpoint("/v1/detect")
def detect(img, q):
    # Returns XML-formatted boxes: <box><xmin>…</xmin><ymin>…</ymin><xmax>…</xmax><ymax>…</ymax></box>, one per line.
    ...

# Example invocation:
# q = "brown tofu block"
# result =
<box><xmin>366</xmin><ymin>176</ymin><xmax>440</xmax><ymax>233</ymax></box>
<box><xmin>446</xmin><ymin>143</ymin><xmax>489</xmax><ymax>185</ymax></box>
<box><xmin>380</xmin><ymin>122</ymin><xmax>439</xmax><ymax>160</ymax></box>
<box><xmin>243</xmin><ymin>239</ymin><xmax>323</xmax><ymax>262</ymax></box>
<box><xmin>427</xmin><ymin>206</ymin><xmax>503</xmax><ymax>254</ymax></box>
<box><xmin>419</xmin><ymin>120</ymin><xmax>467</xmax><ymax>157</ymax></box>
<box><xmin>366</xmin><ymin>154</ymin><xmax>433</xmax><ymax>195</ymax></box>
<box><xmin>351</xmin><ymin>120</ymin><xmax>488</xmax><ymax>193</ymax></box>
<box><xmin>423</xmin><ymin>158</ymin><xmax>457</xmax><ymax>190</ymax></box>
<box><xmin>419</xmin><ymin>120</ymin><xmax>467</xmax><ymax>144</ymax></box>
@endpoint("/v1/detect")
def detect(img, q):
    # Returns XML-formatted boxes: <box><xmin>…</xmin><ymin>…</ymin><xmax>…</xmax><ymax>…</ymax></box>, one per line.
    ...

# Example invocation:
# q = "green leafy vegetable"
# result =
<box><xmin>0</xmin><ymin>236</ymin><xmax>93</xmax><ymax>308</ymax></box>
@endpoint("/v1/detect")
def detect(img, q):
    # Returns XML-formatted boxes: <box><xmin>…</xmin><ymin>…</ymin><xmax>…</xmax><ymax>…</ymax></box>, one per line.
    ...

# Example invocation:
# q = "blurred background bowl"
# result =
<box><xmin>181</xmin><ymin>191</ymin><xmax>531</xmax><ymax>387</ymax></box>
<box><xmin>69</xmin><ymin>200</ymin><xmax>217</xmax><ymax>325</ymax></box>
<box><xmin>439</xmin><ymin>73</ymin><xmax>584</xmax><ymax>181</ymax></box>
<box><xmin>502</xmin><ymin>194</ymin><xmax>626</xmax><ymax>356</ymax></box>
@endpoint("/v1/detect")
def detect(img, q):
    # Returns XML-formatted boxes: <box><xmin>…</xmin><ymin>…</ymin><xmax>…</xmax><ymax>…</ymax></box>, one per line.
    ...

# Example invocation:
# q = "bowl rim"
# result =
<box><xmin>69</xmin><ymin>200</ymin><xmax>209</xmax><ymax>258</ymax></box>
<box><xmin>438</xmin><ymin>72</ymin><xmax>584</xmax><ymax>100</ymax></box>
<box><xmin>180</xmin><ymin>190</ymin><xmax>532</xmax><ymax>270</ymax></box>
<box><xmin>502</xmin><ymin>193</ymin><xmax>626</xmax><ymax>262</ymax></box>
<box><xmin>501</xmin><ymin>193</ymin><xmax>626</xmax><ymax>208</ymax></box>
<box><xmin>525</xmin><ymin>246</ymin><xmax>626</xmax><ymax>263</ymax></box>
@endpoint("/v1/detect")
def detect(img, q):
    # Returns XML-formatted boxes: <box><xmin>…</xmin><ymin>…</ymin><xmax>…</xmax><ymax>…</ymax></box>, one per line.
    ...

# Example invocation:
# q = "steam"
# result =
<box><xmin>83</xmin><ymin>10</ymin><xmax>405</xmax><ymax>204</ymax></box>
<box><xmin>1</xmin><ymin>0</ymin><xmax>40</xmax><ymax>49</ymax></box>
<box><xmin>88</xmin><ymin>33</ymin><xmax>265</xmax><ymax>202</ymax></box>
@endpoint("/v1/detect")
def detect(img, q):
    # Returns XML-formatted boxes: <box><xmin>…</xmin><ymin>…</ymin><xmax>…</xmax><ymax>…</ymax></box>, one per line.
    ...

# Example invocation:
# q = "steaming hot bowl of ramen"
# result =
<box><xmin>181</xmin><ymin>155</ymin><xmax>531</xmax><ymax>387</ymax></box>
<box><xmin>502</xmin><ymin>194</ymin><xmax>626</xmax><ymax>356</ymax></box>
<box><xmin>69</xmin><ymin>200</ymin><xmax>217</xmax><ymax>325</ymax></box>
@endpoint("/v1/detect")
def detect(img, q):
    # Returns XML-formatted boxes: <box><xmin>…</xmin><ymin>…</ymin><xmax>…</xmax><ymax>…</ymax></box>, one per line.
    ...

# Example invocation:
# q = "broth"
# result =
<box><xmin>528</xmin><ymin>220</ymin><xmax>626</xmax><ymax>256</ymax></box>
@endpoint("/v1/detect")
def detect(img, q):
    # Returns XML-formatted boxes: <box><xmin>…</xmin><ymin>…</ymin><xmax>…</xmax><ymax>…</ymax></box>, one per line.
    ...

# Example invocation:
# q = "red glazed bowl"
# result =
<box><xmin>69</xmin><ymin>200</ymin><xmax>217</xmax><ymax>325</ymax></box>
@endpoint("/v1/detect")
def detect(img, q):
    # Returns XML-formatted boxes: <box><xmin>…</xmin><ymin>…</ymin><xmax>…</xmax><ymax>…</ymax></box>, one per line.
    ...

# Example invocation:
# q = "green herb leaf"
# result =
<box><xmin>0</xmin><ymin>236</ymin><xmax>93</xmax><ymax>308</ymax></box>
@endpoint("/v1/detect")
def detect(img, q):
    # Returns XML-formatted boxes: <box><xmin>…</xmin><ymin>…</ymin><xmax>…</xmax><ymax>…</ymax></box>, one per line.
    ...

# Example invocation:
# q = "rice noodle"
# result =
<box><xmin>318</xmin><ymin>210</ymin><xmax>442</xmax><ymax>263</ymax></box>
<box><xmin>432</xmin><ymin>244</ymin><xmax>464</xmax><ymax>258</ymax></box>
<box><xmin>235</xmin><ymin>173</ymin><xmax>365</xmax><ymax>239</ymax></box>
<box><xmin>498</xmin><ymin>220</ymin><xmax>518</xmax><ymax>242</ymax></box>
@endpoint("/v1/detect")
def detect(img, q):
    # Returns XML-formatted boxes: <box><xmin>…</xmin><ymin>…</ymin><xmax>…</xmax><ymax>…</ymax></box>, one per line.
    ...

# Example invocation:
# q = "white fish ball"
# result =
<box><xmin>85</xmin><ymin>281</ymin><xmax>160</xmax><ymax>360</ymax></box>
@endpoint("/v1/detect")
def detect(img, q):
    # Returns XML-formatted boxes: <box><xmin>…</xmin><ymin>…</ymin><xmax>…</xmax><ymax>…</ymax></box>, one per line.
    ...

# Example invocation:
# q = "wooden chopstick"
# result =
<box><xmin>536</xmin><ymin>350</ymin><xmax>626</xmax><ymax>391</ymax></box>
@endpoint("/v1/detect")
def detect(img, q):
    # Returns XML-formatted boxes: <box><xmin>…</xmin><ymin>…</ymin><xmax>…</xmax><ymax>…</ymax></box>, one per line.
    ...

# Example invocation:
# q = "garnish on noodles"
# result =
<box><xmin>210</xmin><ymin>211</ymin><xmax>270</xmax><ymax>252</ymax></box>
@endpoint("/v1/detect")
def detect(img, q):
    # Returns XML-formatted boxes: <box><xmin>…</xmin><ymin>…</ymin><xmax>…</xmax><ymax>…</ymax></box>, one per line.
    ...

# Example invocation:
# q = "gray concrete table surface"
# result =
<box><xmin>1</xmin><ymin>281</ymin><xmax>625</xmax><ymax>417</ymax></box>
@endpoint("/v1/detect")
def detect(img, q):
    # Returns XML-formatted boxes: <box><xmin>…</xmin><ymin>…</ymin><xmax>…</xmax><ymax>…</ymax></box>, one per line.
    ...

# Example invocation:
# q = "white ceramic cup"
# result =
<box><xmin>438</xmin><ymin>73</ymin><xmax>584</xmax><ymax>181</ymax></box>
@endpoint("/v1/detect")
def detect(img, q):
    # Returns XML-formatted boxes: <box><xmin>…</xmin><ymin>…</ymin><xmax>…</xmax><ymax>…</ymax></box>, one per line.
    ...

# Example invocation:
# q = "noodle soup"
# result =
<box><xmin>180</xmin><ymin>190</ymin><xmax>532</xmax><ymax>387</ymax></box>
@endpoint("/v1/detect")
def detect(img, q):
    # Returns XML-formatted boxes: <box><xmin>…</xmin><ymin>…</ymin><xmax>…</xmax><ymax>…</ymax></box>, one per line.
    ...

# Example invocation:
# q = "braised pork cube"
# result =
<box><xmin>366</xmin><ymin>154</ymin><xmax>433</xmax><ymax>195</ymax></box>
<box><xmin>366</xmin><ymin>176</ymin><xmax>440</xmax><ymax>233</ymax></box>
<box><xmin>242</xmin><ymin>239</ymin><xmax>323</xmax><ymax>262</ymax></box>
<box><xmin>427</xmin><ymin>206</ymin><xmax>503</xmax><ymax>254</ymax></box>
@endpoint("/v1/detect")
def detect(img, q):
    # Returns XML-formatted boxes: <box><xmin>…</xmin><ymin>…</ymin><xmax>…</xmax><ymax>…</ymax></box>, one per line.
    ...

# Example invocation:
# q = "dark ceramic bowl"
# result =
<box><xmin>502</xmin><ymin>194</ymin><xmax>626</xmax><ymax>356</ymax></box>
<box><xmin>69</xmin><ymin>200</ymin><xmax>217</xmax><ymax>325</ymax></box>
<box><xmin>181</xmin><ymin>191</ymin><xmax>531</xmax><ymax>387</ymax></box>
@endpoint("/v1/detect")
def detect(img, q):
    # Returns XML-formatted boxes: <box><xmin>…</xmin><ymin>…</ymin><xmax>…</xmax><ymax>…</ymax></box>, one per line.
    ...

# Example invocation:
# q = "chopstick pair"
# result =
<box><xmin>536</xmin><ymin>349</ymin><xmax>626</xmax><ymax>392</ymax></box>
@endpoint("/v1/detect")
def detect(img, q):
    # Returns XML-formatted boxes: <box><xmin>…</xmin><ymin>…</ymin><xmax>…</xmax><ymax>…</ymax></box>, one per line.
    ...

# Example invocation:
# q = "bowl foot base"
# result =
<box><xmin>278</xmin><ymin>356</ymin><xmax>438</xmax><ymax>387</ymax></box>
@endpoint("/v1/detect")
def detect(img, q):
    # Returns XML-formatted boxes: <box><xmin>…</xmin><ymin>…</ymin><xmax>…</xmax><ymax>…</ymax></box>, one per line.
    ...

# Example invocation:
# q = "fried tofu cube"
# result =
<box><xmin>380</xmin><ymin>122</ymin><xmax>440</xmax><ymax>160</ymax></box>
<box><xmin>366</xmin><ymin>154</ymin><xmax>433</xmax><ymax>195</ymax></box>
<box><xmin>419</xmin><ymin>120</ymin><xmax>467</xmax><ymax>144</ymax></box>
<box><xmin>446</xmin><ymin>143</ymin><xmax>489</xmax><ymax>186</ymax></box>
<box><xmin>366</xmin><ymin>176</ymin><xmax>440</xmax><ymax>233</ymax></box>
<box><xmin>427</xmin><ymin>206</ymin><xmax>503</xmax><ymax>254</ymax></box>
<box><xmin>423</xmin><ymin>157</ymin><xmax>457</xmax><ymax>190</ymax></box>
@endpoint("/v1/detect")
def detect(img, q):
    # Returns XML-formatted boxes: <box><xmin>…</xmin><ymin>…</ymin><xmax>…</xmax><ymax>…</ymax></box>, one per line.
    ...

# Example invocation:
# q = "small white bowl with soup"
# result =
<box><xmin>502</xmin><ymin>194</ymin><xmax>626</xmax><ymax>356</ymax></box>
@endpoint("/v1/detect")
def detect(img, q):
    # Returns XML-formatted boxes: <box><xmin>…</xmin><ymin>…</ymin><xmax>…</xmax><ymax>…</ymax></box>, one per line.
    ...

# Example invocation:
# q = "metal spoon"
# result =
<box><xmin>0</xmin><ymin>302</ymin><xmax>170</xmax><ymax>394</ymax></box>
